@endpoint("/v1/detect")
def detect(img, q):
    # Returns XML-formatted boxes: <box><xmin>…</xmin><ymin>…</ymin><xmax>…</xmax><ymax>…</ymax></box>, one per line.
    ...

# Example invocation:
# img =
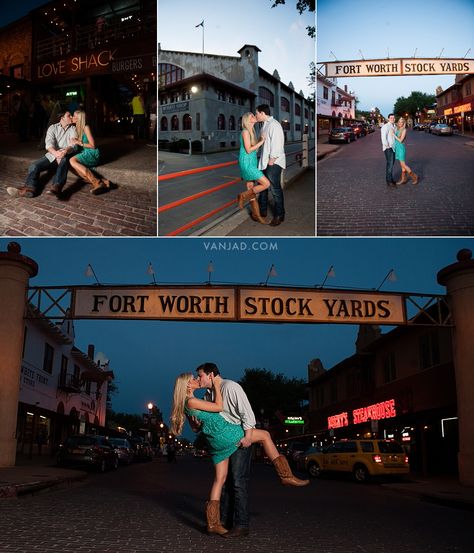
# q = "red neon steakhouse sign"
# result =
<box><xmin>328</xmin><ymin>399</ymin><xmax>397</xmax><ymax>429</ymax></box>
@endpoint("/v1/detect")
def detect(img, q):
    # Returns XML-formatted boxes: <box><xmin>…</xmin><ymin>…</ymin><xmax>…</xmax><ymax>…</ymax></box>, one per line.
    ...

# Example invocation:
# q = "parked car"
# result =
<box><xmin>413</xmin><ymin>123</ymin><xmax>424</xmax><ymax>131</ymax></box>
<box><xmin>304</xmin><ymin>439</ymin><xmax>409</xmax><ymax>483</ymax></box>
<box><xmin>128</xmin><ymin>436</ymin><xmax>154</xmax><ymax>461</ymax></box>
<box><xmin>432</xmin><ymin>123</ymin><xmax>454</xmax><ymax>136</ymax></box>
<box><xmin>57</xmin><ymin>435</ymin><xmax>119</xmax><ymax>472</ymax></box>
<box><xmin>109</xmin><ymin>437</ymin><xmax>134</xmax><ymax>465</ymax></box>
<box><xmin>351</xmin><ymin>123</ymin><xmax>366</xmax><ymax>137</ymax></box>
<box><xmin>367</xmin><ymin>123</ymin><xmax>376</xmax><ymax>133</ymax></box>
<box><xmin>427</xmin><ymin>122</ymin><xmax>438</xmax><ymax>133</ymax></box>
<box><xmin>329</xmin><ymin>127</ymin><xmax>356</xmax><ymax>144</ymax></box>
<box><xmin>296</xmin><ymin>445</ymin><xmax>323</xmax><ymax>471</ymax></box>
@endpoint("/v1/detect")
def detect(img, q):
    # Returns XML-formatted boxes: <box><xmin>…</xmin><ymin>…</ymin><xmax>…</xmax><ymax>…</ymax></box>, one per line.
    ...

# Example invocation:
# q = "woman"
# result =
<box><xmin>237</xmin><ymin>112</ymin><xmax>271</xmax><ymax>224</ymax></box>
<box><xmin>170</xmin><ymin>372</ymin><xmax>308</xmax><ymax>536</ymax></box>
<box><xmin>69</xmin><ymin>110</ymin><xmax>111</xmax><ymax>194</ymax></box>
<box><xmin>392</xmin><ymin>117</ymin><xmax>418</xmax><ymax>184</ymax></box>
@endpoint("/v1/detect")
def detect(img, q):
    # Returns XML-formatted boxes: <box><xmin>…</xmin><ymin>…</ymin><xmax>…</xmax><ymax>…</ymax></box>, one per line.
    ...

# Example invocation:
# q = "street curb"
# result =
<box><xmin>382</xmin><ymin>483</ymin><xmax>474</xmax><ymax>512</ymax></box>
<box><xmin>0</xmin><ymin>472</ymin><xmax>87</xmax><ymax>499</ymax></box>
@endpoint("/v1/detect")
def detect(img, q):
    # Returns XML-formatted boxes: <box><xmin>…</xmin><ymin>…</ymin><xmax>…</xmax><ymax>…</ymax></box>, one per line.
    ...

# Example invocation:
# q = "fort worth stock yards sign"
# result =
<box><xmin>71</xmin><ymin>287</ymin><xmax>406</xmax><ymax>325</ymax></box>
<box><xmin>322</xmin><ymin>58</ymin><xmax>474</xmax><ymax>78</ymax></box>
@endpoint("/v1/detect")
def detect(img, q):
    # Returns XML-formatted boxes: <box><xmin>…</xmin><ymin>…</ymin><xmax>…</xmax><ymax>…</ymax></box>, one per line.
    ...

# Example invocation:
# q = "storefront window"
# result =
<box><xmin>43</xmin><ymin>343</ymin><xmax>54</xmax><ymax>374</ymax></box>
<box><xmin>183</xmin><ymin>113</ymin><xmax>192</xmax><ymax>131</ymax></box>
<box><xmin>171</xmin><ymin>115</ymin><xmax>179</xmax><ymax>131</ymax></box>
<box><xmin>161</xmin><ymin>116</ymin><xmax>168</xmax><ymax>131</ymax></box>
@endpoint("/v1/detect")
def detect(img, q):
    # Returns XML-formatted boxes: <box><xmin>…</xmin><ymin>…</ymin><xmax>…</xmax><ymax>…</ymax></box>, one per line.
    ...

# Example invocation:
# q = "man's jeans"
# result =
<box><xmin>25</xmin><ymin>156</ymin><xmax>70</xmax><ymax>193</ymax></box>
<box><xmin>384</xmin><ymin>148</ymin><xmax>395</xmax><ymax>183</ymax></box>
<box><xmin>258</xmin><ymin>163</ymin><xmax>285</xmax><ymax>218</ymax></box>
<box><xmin>220</xmin><ymin>445</ymin><xmax>253</xmax><ymax>530</ymax></box>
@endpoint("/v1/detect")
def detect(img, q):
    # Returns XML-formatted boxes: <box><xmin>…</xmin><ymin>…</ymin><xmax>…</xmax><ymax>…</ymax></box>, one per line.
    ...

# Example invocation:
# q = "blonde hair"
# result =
<box><xmin>397</xmin><ymin>117</ymin><xmax>407</xmax><ymax>129</ymax></box>
<box><xmin>74</xmin><ymin>110</ymin><xmax>86</xmax><ymax>141</ymax></box>
<box><xmin>170</xmin><ymin>372</ymin><xmax>193</xmax><ymax>436</ymax></box>
<box><xmin>242</xmin><ymin>112</ymin><xmax>257</xmax><ymax>146</ymax></box>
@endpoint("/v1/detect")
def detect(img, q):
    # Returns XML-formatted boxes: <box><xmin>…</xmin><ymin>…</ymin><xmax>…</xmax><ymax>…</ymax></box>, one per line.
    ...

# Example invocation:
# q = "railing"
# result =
<box><xmin>58</xmin><ymin>373</ymin><xmax>81</xmax><ymax>393</ymax></box>
<box><xmin>36</xmin><ymin>11</ymin><xmax>156</xmax><ymax>60</ymax></box>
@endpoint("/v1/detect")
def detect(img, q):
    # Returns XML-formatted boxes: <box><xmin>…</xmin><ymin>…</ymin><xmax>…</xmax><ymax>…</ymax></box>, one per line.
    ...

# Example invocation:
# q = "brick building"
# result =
<box><xmin>436</xmin><ymin>74</ymin><xmax>474</xmax><ymax>133</ymax></box>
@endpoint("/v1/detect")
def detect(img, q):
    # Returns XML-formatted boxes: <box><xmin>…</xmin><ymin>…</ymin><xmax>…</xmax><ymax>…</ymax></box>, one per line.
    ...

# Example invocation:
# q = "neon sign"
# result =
<box><xmin>327</xmin><ymin>399</ymin><xmax>397</xmax><ymax>429</ymax></box>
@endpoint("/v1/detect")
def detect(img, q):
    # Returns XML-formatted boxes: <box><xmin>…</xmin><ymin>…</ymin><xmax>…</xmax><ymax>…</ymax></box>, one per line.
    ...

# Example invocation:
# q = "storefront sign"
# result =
<box><xmin>71</xmin><ymin>286</ymin><xmax>407</xmax><ymax>324</ymax></box>
<box><xmin>328</xmin><ymin>399</ymin><xmax>397</xmax><ymax>429</ymax></box>
<box><xmin>453</xmin><ymin>102</ymin><xmax>472</xmax><ymax>114</ymax></box>
<box><xmin>161</xmin><ymin>101</ymin><xmax>190</xmax><ymax>114</ymax></box>
<box><xmin>444</xmin><ymin>108</ymin><xmax>453</xmax><ymax>115</ymax></box>
<box><xmin>284</xmin><ymin>417</ymin><xmax>304</xmax><ymax>425</ymax></box>
<box><xmin>323</xmin><ymin>58</ymin><xmax>474</xmax><ymax>78</ymax></box>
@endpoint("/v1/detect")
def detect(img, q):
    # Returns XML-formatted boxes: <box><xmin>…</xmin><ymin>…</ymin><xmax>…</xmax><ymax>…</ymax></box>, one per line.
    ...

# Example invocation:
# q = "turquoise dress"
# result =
<box><xmin>185</xmin><ymin>400</ymin><xmax>244</xmax><ymax>464</ymax></box>
<box><xmin>394</xmin><ymin>129</ymin><xmax>406</xmax><ymax>162</ymax></box>
<box><xmin>238</xmin><ymin>132</ymin><xmax>264</xmax><ymax>181</ymax></box>
<box><xmin>75</xmin><ymin>132</ymin><xmax>100</xmax><ymax>167</ymax></box>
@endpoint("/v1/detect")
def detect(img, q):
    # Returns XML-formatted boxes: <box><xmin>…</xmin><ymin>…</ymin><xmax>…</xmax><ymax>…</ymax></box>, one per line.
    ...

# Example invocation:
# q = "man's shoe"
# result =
<box><xmin>269</xmin><ymin>216</ymin><xmax>284</xmax><ymax>226</ymax></box>
<box><xmin>221</xmin><ymin>527</ymin><xmax>250</xmax><ymax>539</ymax></box>
<box><xmin>386</xmin><ymin>181</ymin><xmax>397</xmax><ymax>187</ymax></box>
<box><xmin>47</xmin><ymin>184</ymin><xmax>63</xmax><ymax>196</ymax></box>
<box><xmin>6</xmin><ymin>187</ymin><xmax>34</xmax><ymax>198</ymax></box>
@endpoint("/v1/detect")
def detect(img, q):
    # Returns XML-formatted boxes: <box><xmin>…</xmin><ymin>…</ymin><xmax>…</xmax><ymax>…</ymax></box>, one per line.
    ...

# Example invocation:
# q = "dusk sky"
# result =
<box><xmin>318</xmin><ymin>0</ymin><xmax>474</xmax><ymax>116</ymax></box>
<box><xmin>2</xmin><ymin>237</ymin><xmax>472</xmax><ymax>438</ymax></box>
<box><xmin>159</xmin><ymin>0</ymin><xmax>315</xmax><ymax>98</ymax></box>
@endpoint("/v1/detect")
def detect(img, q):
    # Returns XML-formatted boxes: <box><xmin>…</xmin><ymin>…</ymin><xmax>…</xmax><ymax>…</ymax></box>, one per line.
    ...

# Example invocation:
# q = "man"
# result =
<box><xmin>255</xmin><ymin>104</ymin><xmax>286</xmax><ymax>226</ymax></box>
<box><xmin>191</xmin><ymin>362</ymin><xmax>256</xmax><ymax>538</ymax></box>
<box><xmin>130</xmin><ymin>92</ymin><xmax>146</xmax><ymax>140</ymax></box>
<box><xmin>7</xmin><ymin>111</ymin><xmax>77</xmax><ymax>198</ymax></box>
<box><xmin>381</xmin><ymin>113</ymin><xmax>396</xmax><ymax>186</ymax></box>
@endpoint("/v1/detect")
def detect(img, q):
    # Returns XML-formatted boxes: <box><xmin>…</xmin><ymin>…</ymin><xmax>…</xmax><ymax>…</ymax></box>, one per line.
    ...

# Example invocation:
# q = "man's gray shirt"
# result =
<box><xmin>45</xmin><ymin>123</ymin><xmax>77</xmax><ymax>162</ymax></box>
<box><xmin>205</xmin><ymin>379</ymin><xmax>256</xmax><ymax>431</ymax></box>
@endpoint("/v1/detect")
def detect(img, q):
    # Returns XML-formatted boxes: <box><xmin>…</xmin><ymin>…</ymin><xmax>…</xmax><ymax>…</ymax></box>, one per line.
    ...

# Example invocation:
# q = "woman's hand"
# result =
<box><xmin>210</xmin><ymin>373</ymin><xmax>222</xmax><ymax>389</ymax></box>
<box><xmin>259</xmin><ymin>133</ymin><xmax>266</xmax><ymax>144</ymax></box>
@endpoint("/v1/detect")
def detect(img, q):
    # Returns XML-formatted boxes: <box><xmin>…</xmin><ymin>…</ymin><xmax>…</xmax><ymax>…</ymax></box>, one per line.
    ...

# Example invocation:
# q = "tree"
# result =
<box><xmin>307</xmin><ymin>61</ymin><xmax>315</xmax><ymax>102</ymax></box>
<box><xmin>393</xmin><ymin>91</ymin><xmax>436</xmax><ymax>120</ymax></box>
<box><xmin>271</xmin><ymin>0</ymin><xmax>315</xmax><ymax>38</ymax></box>
<box><xmin>238</xmin><ymin>368</ymin><xmax>308</xmax><ymax>425</ymax></box>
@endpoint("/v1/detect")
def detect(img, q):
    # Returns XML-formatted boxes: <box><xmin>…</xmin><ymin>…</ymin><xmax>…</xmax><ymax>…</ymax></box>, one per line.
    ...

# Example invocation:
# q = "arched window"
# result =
<box><xmin>281</xmin><ymin>120</ymin><xmax>290</xmax><ymax>131</ymax></box>
<box><xmin>258</xmin><ymin>86</ymin><xmax>274</xmax><ymax>107</ymax></box>
<box><xmin>295</xmin><ymin>104</ymin><xmax>301</xmax><ymax>116</ymax></box>
<box><xmin>217</xmin><ymin>114</ymin><xmax>226</xmax><ymax>130</ymax></box>
<box><xmin>229</xmin><ymin>115</ymin><xmax>236</xmax><ymax>130</ymax></box>
<box><xmin>160</xmin><ymin>116</ymin><xmax>168</xmax><ymax>131</ymax></box>
<box><xmin>183</xmin><ymin>113</ymin><xmax>192</xmax><ymax>131</ymax></box>
<box><xmin>281</xmin><ymin>97</ymin><xmax>290</xmax><ymax>112</ymax></box>
<box><xmin>171</xmin><ymin>115</ymin><xmax>179</xmax><ymax>131</ymax></box>
<box><xmin>158</xmin><ymin>63</ymin><xmax>185</xmax><ymax>86</ymax></box>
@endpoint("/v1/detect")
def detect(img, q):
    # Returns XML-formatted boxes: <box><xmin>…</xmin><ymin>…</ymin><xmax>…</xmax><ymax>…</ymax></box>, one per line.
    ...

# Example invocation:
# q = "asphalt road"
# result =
<box><xmin>1</xmin><ymin>456</ymin><xmax>473</xmax><ymax>553</ymax></box>
<box><xmin>158</xmin><ymin>142</ymin><xmax>314</xmax><ymax>236</ymax></box>
<box><xmin>317</xmin><ymin>130</ymin><xmax>474</xmax><ymax>236</ymax></box>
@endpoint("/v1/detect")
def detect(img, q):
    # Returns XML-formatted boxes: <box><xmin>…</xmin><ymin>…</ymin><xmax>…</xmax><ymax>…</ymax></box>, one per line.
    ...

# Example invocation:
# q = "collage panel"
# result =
<box><xmin>0</xmin><ymin>0</ymin><xmax>157</xmax><ymax>237</ymax></box>
<box><xmin>316</xmin><ymin>0</ymin><xmax>474</xmax><ymax>236</ymax></box>
<box><xmin>157</xmin><ymin>0</ymin><xmax>316</xmax><ymax>237</ymax></box>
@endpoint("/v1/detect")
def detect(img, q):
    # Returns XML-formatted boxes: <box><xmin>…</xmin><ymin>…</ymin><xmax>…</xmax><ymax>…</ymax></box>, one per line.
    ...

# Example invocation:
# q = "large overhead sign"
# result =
<box><xmin>322</xmin><ymin>58</ymin><xmax>474</xmax><ymax>78</ymax></box>
<box><xmin>71</xmin><ymin>286</ymin><xmax>406</xmax><ymax>324</ymax></box>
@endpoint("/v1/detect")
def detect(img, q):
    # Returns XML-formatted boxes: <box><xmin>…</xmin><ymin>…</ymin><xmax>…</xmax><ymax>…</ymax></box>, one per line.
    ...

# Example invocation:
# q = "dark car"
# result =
<box><xmin>57</xmin><ymin>435</ymin><xmax>119</xmax><ymax>472</ymax></box>
<box><xmin>109</xmin><ymin>437</ymin><xmax>134</xmax><ymax>465</ymax></box>
<box><xmin>329</xmin><ymin>127</ymin><xmax>356</xmax><ymax>144</ymax></box>
<box><xmin>351</xmin><ymin>123</ymin><xmax>366</xmax><ymax>137</ymax></box>
<box><xmin>413</xmin><ymin>123</ymin><xmax>424</xmax><ymax>131</ymax></box>
<box><xmin>427</xmin><ymin>122</ymin><xmax>438</xmax><ymax>133</ymax></box>
<box><xmin>128</xmin><ymin>436</ymin><xmax>154</xmax><ymax>461</ymax></box>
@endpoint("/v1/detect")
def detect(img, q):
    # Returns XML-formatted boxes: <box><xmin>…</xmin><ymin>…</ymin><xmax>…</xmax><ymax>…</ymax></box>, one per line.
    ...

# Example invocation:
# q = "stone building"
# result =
<box><xmin>317</xmin><ymin>71</ymin><xmax>356</xmax><ymax>136</ymax></box>
<box><xmin>158</xmin><ymin>44</ymin><xmax>314</xmax><ymax>152</ymax></box>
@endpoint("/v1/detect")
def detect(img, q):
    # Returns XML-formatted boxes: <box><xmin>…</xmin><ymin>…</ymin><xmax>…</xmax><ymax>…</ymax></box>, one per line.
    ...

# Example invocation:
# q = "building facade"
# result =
<box><xmin>436</xmin><ymin>74</ymin><xmax>474</xmax><ymax>133</ymax></box>
<box><xmin>317</xmin><ymin>72</ymin><xmax>356</xmax><ymax>136</ymax></box>
<box><xmin>307</xmin><ymin>323</ymin><xmax>458</xmax><ymax>476</ymax></box>
<box><xmin>16</xmin><ymin>306</ymin><xmax>113</xmax><ymax>458</ymax></box>
<box><xmin>158</xmin><ymin>44</ymin><xmax>314</xmax><ymax>152</ymax></box>
<box><xmin>0</xmin><ymin>0</ymin><xmax>156</xmax><ymax>136</ymax></box>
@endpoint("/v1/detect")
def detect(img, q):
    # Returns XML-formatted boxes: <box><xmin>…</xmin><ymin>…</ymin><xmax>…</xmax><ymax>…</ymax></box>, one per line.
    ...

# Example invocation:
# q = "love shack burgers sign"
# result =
<box><xmin>71</xmin><ymin>286</ymin><xmax>406</xmax><ymax>324</ymax></box>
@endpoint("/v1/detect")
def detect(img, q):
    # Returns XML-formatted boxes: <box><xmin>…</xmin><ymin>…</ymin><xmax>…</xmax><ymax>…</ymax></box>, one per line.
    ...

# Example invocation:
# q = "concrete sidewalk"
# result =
<box><xmin>204</xmin><ymin>167</ymin><xmax>315</xmax><ymax>236</ymax></box>
<box><xmin>0</xmin><ymin>455</ymin><xmax>87</xmax><ymax>499</ymax></box>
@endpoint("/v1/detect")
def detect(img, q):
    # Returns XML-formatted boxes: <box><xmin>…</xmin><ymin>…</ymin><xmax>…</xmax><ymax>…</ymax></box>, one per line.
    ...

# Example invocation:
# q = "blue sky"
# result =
<box><xmin>158</xmin><ymin>0</ymin><xmax>315</xmax><ymax>98</ymax></box>
<box><xmin>317</xmin><ymin>0</ymin><xmax>474</xmax><ymax>116</ymax></box>
<box><xmin>2</xmin><ymin>237</ymin><xmax>472</xmax><ymax>438</ymax></box>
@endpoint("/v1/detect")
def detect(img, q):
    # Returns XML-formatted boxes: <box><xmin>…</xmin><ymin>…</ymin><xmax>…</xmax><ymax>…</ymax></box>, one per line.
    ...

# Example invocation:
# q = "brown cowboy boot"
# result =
<box><xmin>396</xmin><ymin>171</ymin><xmax>407</xmax><ymax>185</ymax></box>
<box><xmin>237</xmin><ymin>188</ymin><xmax>256</xmax><ymax>209</ymax></box>
<box><xmin>408</xmin><ymin>170</ymin><xmax>418</xmax><ymax>184</ymax></box>
<box><xmin>83</xmin><ymin>168</ymin><xmax>107</xmax><ymax>195</ymax></box>
<box><xmin>205</xmin><ymin>500</ymin><xmax>228</xmax><ymax>536</ymax></box>
<box><xmin>249</xmin><ymin>199</ymin><xmax>268</xmax><ymax>224</ymax></box>
<box><xmin>272</xmin><ymin>455</ymin><xmax>309</xmax><ymax>486</ymax></box>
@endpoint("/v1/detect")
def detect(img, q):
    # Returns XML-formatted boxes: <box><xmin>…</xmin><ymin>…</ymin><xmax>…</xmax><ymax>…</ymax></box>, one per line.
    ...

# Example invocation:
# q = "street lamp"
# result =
<box><xmin>147</xmin><ymin>402</ymin><xmax>153</xmax><ymax>412</ymax></box>
<box><xmin>191</xmin><ymin>85</ymin><xmax>198</xmax><ymax>94</ymax></box>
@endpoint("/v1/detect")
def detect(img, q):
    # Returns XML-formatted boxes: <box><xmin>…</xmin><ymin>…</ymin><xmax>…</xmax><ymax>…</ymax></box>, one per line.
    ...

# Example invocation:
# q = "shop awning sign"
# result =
<box><xmin>71</xmin><ymin>286</ymin><xmax>406</xmax><ymax>324</ymax></box>
<box><xmin>322</xmin><ymin>58</ymin><xmax>474</xmax><ymax>78</ymax></box>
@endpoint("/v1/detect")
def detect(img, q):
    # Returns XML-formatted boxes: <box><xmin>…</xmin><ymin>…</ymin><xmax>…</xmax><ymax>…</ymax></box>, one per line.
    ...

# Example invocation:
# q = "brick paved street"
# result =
<box><xmin>317</xmin><ymin>131</ymin><xmax>474</xmax><ymax>236</ymax></box>
<box><xmin>0</xmin><ymin>456</ymin><xmax>472</xmax><ymax>553</ymax></box>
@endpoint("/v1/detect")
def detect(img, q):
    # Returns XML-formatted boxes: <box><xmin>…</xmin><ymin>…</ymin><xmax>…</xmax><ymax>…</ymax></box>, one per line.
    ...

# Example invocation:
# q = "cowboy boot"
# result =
<box><xmin>408</xmin><ymin>171</ymin><xmax>418</xmax><ymax>185</ymax></box>
<box><xmin>237</xmin><ymin>188</ymin><xmax>256</xmax><ymax>209</ymax></box>
<box><xmin>249</xmin><ymin>198</ymin><xmax>268</xmax><ymax>224</ymax></box>
<box><xmin>396</xmin><ymin>171</ymin><xmax>407</xmax><ymax>185</ymax></box>
<box><xmin>83</xmin><ymin>168</ymin><xmax>107</xmax><ymax>195</ymax></box>
<box><xmin>272</xmin><ymin>455</ymin><xmax>309</xmax><ymax>487</ymax></box>
<box><xmin>205</xmin><ymin>500</ymin><xmax>228</xmax><ymax>536</ymax></box>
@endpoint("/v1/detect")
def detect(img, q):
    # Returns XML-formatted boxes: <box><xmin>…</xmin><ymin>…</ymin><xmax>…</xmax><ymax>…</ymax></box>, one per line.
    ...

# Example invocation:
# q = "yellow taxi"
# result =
<box><xmin>304</xmin><ymin>439</ymin><xmax>409</xmax><ymax>482</ymax></box>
